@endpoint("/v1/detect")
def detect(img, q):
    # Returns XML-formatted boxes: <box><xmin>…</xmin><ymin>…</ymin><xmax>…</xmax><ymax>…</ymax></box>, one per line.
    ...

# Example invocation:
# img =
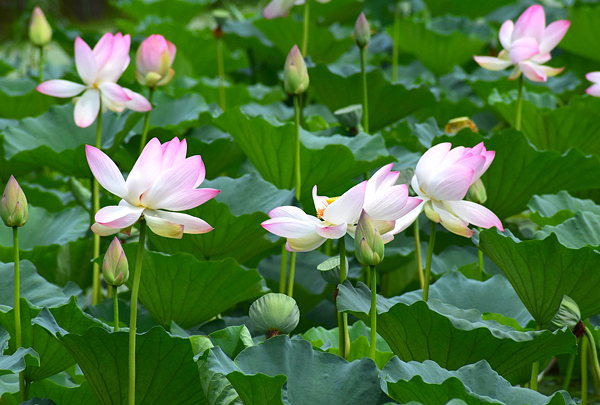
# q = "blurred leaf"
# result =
<box><xmin>528</xmin><ymin>191</ymin><xmax>600</xmax><ymax>227</ymax></box>
<box><xmin>0</xmin><ymin>77</ymin><xmax>60</xmax><ymax>119</ymax></box>
<box><xmin>560</xmin><ymin>3</ymin><xmax>600</xmax><ymax>63</ymax></box>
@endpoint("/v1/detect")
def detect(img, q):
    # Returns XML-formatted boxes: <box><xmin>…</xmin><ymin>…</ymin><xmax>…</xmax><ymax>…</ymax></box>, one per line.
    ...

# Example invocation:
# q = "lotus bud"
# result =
<box><xmin>102</xmin><ymin>237</ymin><xmax>129</xmax><ymax>287</ymax></box>
<box><xmin>354</xmin><ymin>210</ymin><xmax>384</xmax><ymax>266</ymax></box>
<box><xmin>549</xmin><ymin>295</ymin><xmax>584</xmax><ymax>337</ymax></box>
<box><xmin>1</xmin><ymin>176</ymin><xmax>28</xmax><ymax>228</ymax></box>
<box><xmin>249</xmin><ymin>293</ymin><xmax>300</xmax><ymax>339</ymax></box>
<box><xmin>135</xmin><ymin>35</ymin><xmax>176</xmax><ymax>88</ymax></box>
<box><xmin>467</xmin><ymin>178</ymin><xmax>487</xmax><ymax>205</ymax></box>
<box><xmin>354</xmin><ymin>12</ymin><xmax>371</xmax><ymax>49</ymax></box>
<box><xmin>334</xmin><ymin>104</ymin><xmax>363</xmax><ymax>130</ymax></box>
<box><xmin>284</xmin><ymin>45</ymin><xmax>309</xmax><ymax>95</ymax></box>
<box><xmin>29</xmin><ymin>7</ymin><xmax>52</xmax><ymax>47</ymax></box>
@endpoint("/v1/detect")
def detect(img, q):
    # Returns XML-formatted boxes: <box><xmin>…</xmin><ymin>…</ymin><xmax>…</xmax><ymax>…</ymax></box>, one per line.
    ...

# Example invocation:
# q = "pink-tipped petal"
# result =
<box><xmin>153</xmin><ymin>210</ymin><xmax>213</xmax><ymax>234</ymax></box>
<box><xmin>518</xmin><ymin>61</ymin><xmax>547</xmax><ymax>82</ymax></box>
<box><xmin>586</xmin><ymin>72</ymin><xmax>600</xmax><ymax>84</ymax></box>
<box><xmin>513</xmin><ymin>5</ymin><xmax>545</xmax><ymax>44</ymax></box>
<box><xmin>141</xmin><ymin>155</ymin><xmax>203</xmax><ymax>208</ymax></box>
<box><xmin>92</xmin><ymin>33</ymin><xmax>114</xmax><ymax>68</ymax></box>
<box><xmin>262</xmin><ymin>217</ymin><xmax>317</xmax><ymax>238</ymax></box>
<box><xmin>85</xmin><ymin>145</ymin><xmax>127</xmax><ymax>198</ymax></box>
<box><xmin>91</xmin><ymin>222</ymin><xmax>121</xmax><ymax>236</ymax></box>
<box><xmin>144</xmin><ymin>213</ymin><xmax>184</xmax><ymax>239</ymax></box>
<box><xmin>392</xmin><ymin>200</ymin><xmax>425</xmax><ymax>234</ymax></box>
<box><xmin>539</xmin><ymin>20</ymin><xmax>570</xmax><ymax>54</ymax></box>
<box><xmin>74</xmin><ymin>37</ymin><xmax>97</xmax><ymax>86</ymax></box>
<box><xmin>98</xmin><ymin>82</ymin><xmax>131</xmax><ymax>103</ymax></box>
<box><xmin>74</xmin><ymin>88</ymin><xmax>100</xmax><ymax>128</ymax></box>
<box><xmin>126</xmin><ymin>138</ymin><xmax>164</xmax><ymax>205</ymax></box>
<box><xmin>36</xmin><ymin>80</ymin><xmax>86</xmax><ymax>98</ymax></box>
<box><xmin>315</xmin><ymin>222</ymin><xmax>347</xmax><ymax>239</ymax></box>
<box><xmin>498</xmin><ymin>20</ymin><xmax>514</xmax><ymax>50</ymax></box>
<box><xmin>367</xmin><ymin>164</ymin><xmax>398</xmax><ymax>194</ymax></box>
<box><xmin>415</xmin><ymin>143</ymin><xmax>451</xmax><ymax>190</ymax></box>
<box><xmin>155</xmin><ymin>188</ymin><xmax>219</xmax><ymax>211</ymax></box>
<box><xmin>431</xmin><ymin>200</ymin><xmax>474</xmax><ymax>238</ymax></box>
<box><xmin>123</xmin><ymin>88</ymin><xmax>152</xmax><ymax>112</ymax></box>
<box><xmin>394</xmin><ymin>196</ymin><xmax>424</xmax><ymax>220</ymax></box>
<box><xmin>586</xmin><ymin>83</ymin><xmax>600</xmax><ymax>98</ymax></box>
<box><xmin>364</xmin><ymin>185</ymin><xmax>410</xmax><ymax>221</ymax></box>
<box><xmin>95</xmin><ymin>204</ymin><xmax>144</xmax><ymax>228</ymax></box>
<box><xmin>444</xmin><ymin>200</ymin><xmax>503</xmax><ymax>231</ymax></box>
<box><xmin>286</xmin><ymin>232</ymin><xmax>326</xmax><ymax>252</ymax></box>
<box><xmin>96</xmin><ymin>33</ymin><xmax>131</xmax><ymax>83</ymax></box>
<box><xmin>161</xmin><ymin>138</ymin><xmax>186</xmax><ymax>171</ymax></box>
<box><xmin>424</xmin><ymin>164</ymin><xmax>474</xmax><ymax>201</ymax></box>
<box><xmin>509</xmin><ymin>37</ymin><xmax>540</xmax><ymax>64</ymax></box>
<box><xmin>323</xmin><ymin>181</ymin><xmax>367</xmax><ymax>225</ymax></box>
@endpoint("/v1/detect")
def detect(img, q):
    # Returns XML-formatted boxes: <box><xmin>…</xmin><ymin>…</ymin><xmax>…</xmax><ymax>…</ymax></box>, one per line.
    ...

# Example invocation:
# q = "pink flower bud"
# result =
<box><xmin>1</xmin><ymin>176</ymin><xmax>28</xmax><ymax>228</ymax></box>
<box><xmin>284</xmin><ymin>45</ymin><xmax>309</xmax><ymax>95</ymax></box>
<box><xmin>135</xmin><ymin>35</ymin><xmax>176</xmax><ymax>88</ymax></box>
<box><xmin>354</xmin><ymin>12</ymin><xmax>371</xmax><ymax>49</ymax></box>
<box><xmin>29</xmin><ymin>7</ymin><xmax>52</xmax><ymax>47</ymax></box>
<box><xmin>102</xmin><ymin>238</ymin><xmax>129</xmax><ymax>286</ymax></box>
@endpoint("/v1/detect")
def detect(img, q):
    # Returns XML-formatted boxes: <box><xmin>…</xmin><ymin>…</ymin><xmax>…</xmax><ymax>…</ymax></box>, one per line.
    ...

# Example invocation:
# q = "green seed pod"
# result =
<box><xmin>102</xmin><ymin>237</ymin><xmax>129</xmax><ymax>287</ymax></box>
<box><xmin>249</xmin><ymin>293</ymin><xmax>300</xmax><ymax>338</ymax></box>
<box><xmin>1</xmin><ymin>176</ymin><xmax>28</xmax><ymax>228</ymax></box>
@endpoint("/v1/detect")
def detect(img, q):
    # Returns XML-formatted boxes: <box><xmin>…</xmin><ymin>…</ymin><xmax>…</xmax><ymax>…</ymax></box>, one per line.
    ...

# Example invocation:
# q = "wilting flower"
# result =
<box><xmin>585</xmin><ymin>72</ymin><xmax>600</xmax><ymax>97</ymax></box>
<box><xmin>29</xmin><ymin>7</ymin><xmax>52</xmax><ymax>47</ymax></box>
<box><xmin>37</xmin><ymin>33</ymin><xmax>151</xmax><ymax>128</ymax></box>
<box><xmin>86</xmin><ymin>137</ymin><xmax>219</xmax><ymax>238</ymax></box>
<box><xmin>263</xmin><ymin>0</ymin><xmax>330</xmax><ymax>19</ymax></box>
<box><xmin>473</xmin><ymin>5</ymin><xmax>570</xmax><ymax>82</ymax></box>
<box><xmin>393</xmin><ymin>142</ymin><xmax>503</xmax><ymax>238</ymax></box>
<box><xmin>136</xmin><ymin>35</ymin><xmax>176</xmax><ymax>88</ymax></box>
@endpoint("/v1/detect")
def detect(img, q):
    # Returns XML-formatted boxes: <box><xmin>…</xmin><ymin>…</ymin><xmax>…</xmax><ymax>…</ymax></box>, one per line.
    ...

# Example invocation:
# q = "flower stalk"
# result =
<box><xmin>279</xmin><ymin>244</ymin><xmax>288</xmax><ymax>293</ymax></box>
<box><xmin>582</xmin><ymin>334</ymin><xmax>588</xmax><ymax>404</ymax></box>
<box><xmin>422</xmin><ymin>221</ymin><xmax>436</xmax><ymax>301</ymax></box>
<box><xmin>369</xmin><ymin>265</ymin><xmax>377</xmax><ymax>360</ymax></box>
<box><xmin>338</xmin><ymin>237</ymin><xmax>350</xmax><ymax>358</ymax></box>
<box><xmin>301</xmin><ymin>0</ymin><xmax>311</xmax><ymax>56</ymax></box>
<box><xmin>293</xmin><ymin>94</ymin><xmax>302</xmax><ymax>201</ymax></box>
<box><xmin>516</xmin><ymin>75</ymin><xmax>523</xmax><ymax>131</ymax></box>
<box><xmin>113</xmin><ymin>292</ymin><xmax>119</xmax><ymax>332</ymax></box>
<box><xmin>414</xmin><ymin>217</ymin><xmax>424</xmax><ymax>289</ymax></box>
<box><xmin>287</xmin><ymin>251</ymin><xmax>296</xmax><ymax>297</ymax></box>
<box><xmin>14</xmin><ymin>227</ymin><xmax>25</xmax><ymax>401</ymax></box>
<box><xmin>38</xmin><ymin>47</ymin><xmax>44</xmax><ymax>83</ymax></box>
<box><xmin>92</xmin><ymin>107</ymin><xmax>102</xmax><ymax>305</ymax></box>
<box><xmin>139</xmin><ymin>88</ymin><xmax>155</xmax><ymax>155</ymax></box>
<box><xmin>359</xmin><ymin>47</ymin><xmax>369</xmax><ymax>134</ymax></box>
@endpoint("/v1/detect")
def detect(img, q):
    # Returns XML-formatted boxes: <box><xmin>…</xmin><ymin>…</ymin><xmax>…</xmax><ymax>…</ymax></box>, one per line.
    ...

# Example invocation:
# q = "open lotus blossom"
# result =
<box><xmin>393</xmin><ymin>142</ymin><xmax>503</xmax><ymax>238</ymax></box>
<box><xmin>473</xmin><ymin>5</ymin><xmax>570</xmax><ymax>82</ymax></box>
<box><xmin>263</xmin><ymin>0</ymin><xmax>330</xmax><ymax>19</ymax></box>
<box><xmin>86</xmin><ymin>137</ymin><xmax>219</xmax><ymax>239</ymax></box>
<box><xmin>37</xmin><ymin>33</ymin><xmax>152</xmax><ymax>128</ymax></box>
<box><xmin>585</xmin><ymin>72</ymin><xmax>600</xmax><ymax>97</ymax></box>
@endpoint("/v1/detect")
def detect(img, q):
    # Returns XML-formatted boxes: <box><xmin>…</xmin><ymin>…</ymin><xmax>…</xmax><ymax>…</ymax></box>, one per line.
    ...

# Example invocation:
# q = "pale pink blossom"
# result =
<box><xmin>585</xmin><ymin>72</ymin><xmax>600</xmax><ymax>97</ymax></box>
<box><xmin>263</xmin><ymin>0</ymin><xmax>330</xmax><ymax>19</ymax></box>
<box><xmin>86</xmin><ymin>137</ymin><xmax>219</xmax><ymax>239</ymax></box>
<box><xmin>473</xmin><ymin>5</ymin><xmax>570</xmax><ymax>82</ymax></box>
<box><xmin>136</xmin><ymin>34</ymin><xmax>176</xmax><ymax>88</ymax></box>
<box><xmin>37</xmin><ymin>33</ymin><xmax>151</xmax><ymax>128</ymax></box>
<box><xmin>393</xmin><ymin>143</ymin><xmax>503</xmax><ymax>238</ymax></box>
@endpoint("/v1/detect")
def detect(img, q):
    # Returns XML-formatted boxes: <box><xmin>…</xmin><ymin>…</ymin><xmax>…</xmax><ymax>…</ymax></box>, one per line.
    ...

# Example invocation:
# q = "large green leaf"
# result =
<box><xmin>381</xmin><ymin>357</ymin><xmax>573</xmax><ymax>405</ymax></box>
<box><xmin>309</xmin><ymin>65</ymin><xmax>436</xmax><ymax>133</ymax></box>
<box><xmin>528</xmin><ymin>191</ymin><xmax>600</xmax><ymax>227</ymax></box>
<box><xmin>24</xmin><ymin>380</ymin><xmax>98</xmax><ymax>405</ymax></box>
<box><xmin>59</xmin><ymin>327</ymin><xmax>205</xmax><ymax>405</ymax></box>
<box><xmin>185</xmin><ymin>126</ymin><xmax>246</xmax><ymax>180</ymax></box>
<box><xmin>479</xmin><ymin>229</ymin><xmax>600</xmax><ymax>326</ymax></box>
<box><xmin>422</xmin><ymin>0</ymin><xmax>517</xmax><ymax>17</ymax></box>
<box><xmin>0</xmin><ymin>348</ymin><xmax>39</xmax><ymax>377</ymax></box>
<box><xmin>535</xmin><ymin>211</ymin><xmax>600</xmax><ymax>249</ymax></box>
<box><xmin>110</xmin><ymin>0</ymin><xmax>213</xmax><ymax>23</ymax></box>
<box><xmin>0</xmin><ymin>77</ymin><xmax>60</xmax><ymax>119</ymax></box>
<box><xmin>214</xmin><ymin>108</ymin><xmax>393</xmax><ymax>201</ymax></box>
<box><xmin>560</xmin><ymin>3</ymin><xmax>600</xmax><ymax>63</ymax></box>
<box><xmin>148</xmin><ymin>174</ymin><xmax>293</xmax><ymax>265</ymax></box>
<box><xmin>132</xmin><ymin>92</ymin><xmax>210</xmax><ymax>133</ymax></box>
<box><xmin>206</xmin><ymin>335</ymin><xmax>389</xmax><ymax>404</ymax></box>
<box><xmin>337</xmin><ymin>281</ymin><xmax>576</xmax><ymax>381</ymax></box>
<box><xmin>123</xmin><ymin>243</ymin><xmax>266</xmax><ymax>329</ymax></box>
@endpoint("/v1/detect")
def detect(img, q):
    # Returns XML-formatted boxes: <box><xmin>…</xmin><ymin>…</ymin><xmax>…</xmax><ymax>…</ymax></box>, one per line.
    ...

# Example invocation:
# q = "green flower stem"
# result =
<box><xmin>585</xmin><ymin>327</ymin><xmax>600</xmax><ymax>393</ymax></box>
<box><xmin>113</xmin><ymin>289</ymin><xmax>119</xmax><ymax>332</ymax></box>
<box><xmin>38</xmin><ymin>46</ymin><xmax>44</xmax><ymax>83</ymax></box>
<box><xmin>359</xmin><ymin>47</ymin><xmax>369</xmax><ymax>134</ymax></box>
<box><xmin>516</xmin><ymin>74</ymin><xmax>523</xmax><ymax>131</ymax></box>
<box><xmin>478</xmin><ymin>227</ymin><xmax>484</xmax><ymax>281</ymax></box>
<box><xmin>563</xmin><ymin>352</ymin><xmax>576</xmax><ymax>391</ymax></box>
<box><xmin>414</xmin><ymin>217</ymin><xmax>424</xmax><ymax>289</ymax></box>
<box><xmin>365</xmin><ymin>266</ymin><xmax>371</xmax><ymax>288</ymax></box>
<box><xmin>301</xmin><ymin>0</ymin><xmax>311</xmax><ymax>56</ymax></box>
<box><xmin>582</xmin><ymin>334</ymin><xmax>589</xmax><ymax>405</ymax></box>
<box><xmin>14</xmin><ymin>227</ymin><xmax>25</xmax><ymax>402</ymax></box>
<box><xmin>530</xmin><ymin>322</ymin><xmax>541</xmax><ymax>391</ymax></box>
<box><xmin>338</xmin><ymin>237</ymin><xmax>350</xmax><ymax>359</ymax></box>
<box><xmin>92</xmin><ymin>108</ymin><xmax>102</xmax><ymax>306</ymax></box>
<box><xmin>139</xmin><ymin>88</ymin><xmax>155</xmax><ymax>155</ymax></box>
<box><xmin>293</xmin><ymin>95</ymin><xmax>302</xmax><ymax>201</ymax></box>
<box><xmin>129</xmin><ymin>219</ymin><xmax>147</xmax><ymax>405</ymax></box>
<box><xmin>216</xmin><ymin>37</ymin><xmax>226</xmax><ymax>111</ymax></box>
<box><xmin>422</xmin><ymin>221</ymin><xmax>436</xmax><ymax>301</ymax></box>
<box><xmin>287</xmin><ymin>251</ymin><xmax>296</xmax><ymax>297</ymax></box>
<box><xmin>279</xmin><ymin>244</ymin><xmax>288</xmax><ymax>293</ymax></box>
<box><xmin>392</xmin><ymin>4</ymin><xmax>401</xmax><ymax>83</ymax></box>
<box><xmin>369</xmin><ymin>265</ymin><xmax>377</xmax><ymax>360</ymax></box>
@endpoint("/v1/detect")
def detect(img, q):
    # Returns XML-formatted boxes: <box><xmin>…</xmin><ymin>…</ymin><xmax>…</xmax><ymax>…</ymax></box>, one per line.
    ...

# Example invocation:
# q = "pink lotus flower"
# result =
<box><xmin>586</xmin><ymin>72</ymin><xmax>600</xmax><ymax>97</ymax></box>
<box><xmin>37</xmin><ymin>33</ymin><xmax>152</xmax><ymax>128</ymax></box>
<box><xmin>86</xmin><ymin>137</ymin><xmax>219</xmax><ymax>239</ymax></box>
<box><xmin>473</xmin><ymin>5</ymin><xmax>570</xmax><ymax>82</ymax></box>
<box><xmin>263</xmin><ymin>0</ymin><xmax>330</xmax><ymax>19</ymax></box>
<box><xmin>393</xmin><ymin>143</ymin><xmax>503</xmax><ymax>238</ymax></box>
<box><xmin>136</xmin><ymin>34</ymin><xmax>176</xmax><ymax>88</ymax></box>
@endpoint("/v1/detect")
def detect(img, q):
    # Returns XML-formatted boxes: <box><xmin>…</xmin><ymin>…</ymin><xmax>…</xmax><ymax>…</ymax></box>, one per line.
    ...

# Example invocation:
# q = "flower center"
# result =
<box><xmin>317</xmin><ymin>197</ymin><xmax>339</xmax><ymax>219</ymax></box>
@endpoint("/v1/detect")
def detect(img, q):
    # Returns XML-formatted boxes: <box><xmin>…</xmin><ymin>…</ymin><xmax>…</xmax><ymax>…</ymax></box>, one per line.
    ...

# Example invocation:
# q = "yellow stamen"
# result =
<box><xmin>317</xmin><ymin>197</ymin><xmax>339</xmax><ymax>219</ymax></box>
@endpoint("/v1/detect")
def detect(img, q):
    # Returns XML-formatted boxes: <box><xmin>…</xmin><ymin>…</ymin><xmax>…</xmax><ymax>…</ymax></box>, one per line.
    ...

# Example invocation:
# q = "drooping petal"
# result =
<box><xmin>539</xmin><ymin>20</ymin><xmax>570</xmax><ymax>54</ymax></box>
<box><xmin>391</xmin><ymin>200</ymin><xmax>425</xmax><ymax>234</ymax></box>
<box><xmin>123</xmin><ymin>88</ymin><xmax>152</xmax><ymax>112</ymax></box>
<box><xmin>91</xmin><ymin>222</ymin><xmax>120</xmax><ymax>236</ymax></box>
<box><xmin>509</xmin><ymin>37</ymin><xmax>539</xmax><ymax>64</ymax></box>
<box><xmin>141</xmin><ymin>155</ymin><xmax>203</xmax><ymax>208</ymax></box>
<box><xmin>74</xmin><ymin>88</ymin><xmax>100</xmax><ymax>128</ymax></box>
<box><xmin>126</xmin><ymin>137</ymin><xmax>163</xmax><ymax>205</ymax></box>
<box><xmin>286</xmin><ymin>232</ymin><xmax>326</xmax><ymax>252</ymax></box>
<box><xmin>95</xmin><ymin>204</ymin><xmax>144</xmax><ymax>229</ymax></box>
<box><xmin>415</xmin><ymin>143</ymin><xmax>451</xmax><ymax>190</ymax></box>
<box><xmin>153</xmin><ymin>210</ymin><xmax>214</xmax><ymax>234</ymax></box>
<box><xmin>74</xmin><ymin>37</ymin><xmax>97</xmax><ymax>86</ymax></box>
<box><xmin>366</xmin><ymin>164</ymin><xmax>398</xmax><ymax>197</ymax></box>
<box><xmin>431</xmin><ymin>200</ymin><xmax>473</xmax><ymax>238</ymax></box>
<box><xmin>155</xmin><ymin>188</ymin><xmax>219</xmax><ymax>211</ymax></box>
<box><xmin>498</xmin><ymin>20</ymin><xmax>514</xmax><ymax>50</ymax></box>
<box><xmin>364</xmin><ymin>184</ymin><xmax>409</xmax><ymax>221</ymax></box>
<box><xmin>540</xmin><ymin>65</ymin><xmax>564</xmax><ymax>78</ymax></box>
<box><xmin>473</xmin><ymin>55</ymin><xmax>513</xmax><ymax>71</ymax></box>
<box><xmin>512</xmin><ymin>5</ymin><xmax>545</xmax><ymax>44</ymax></box>
<box><xmin>586</xmin><ymin>83</ymin><xmax>600</xmax><ymax>98</ymax></box>
<box><xmin>423</xmin><ymin>164</ymin><xmax>474</xmax><ymax>201</ymax></box>
<box><xmin>85</xmin><ymin>145</ymin><xmax>127</xmax><ymax>198</ymax></box>
<box><xmin>315</xmin><ymin>222</ymin><xmax>347</xmax><ymax>239</ymax></box>
<box><xmin>586</xmin><ymin>72</ymin><xmax>600</xmax><ymax>84</ymax></box>
<box><xmin>144</xmin><ymin>213</ymin><xmax>184</xmax><ymax>239</ymax></box>
<box><xmin>444</xmin><ymin>200</ymin><xmax>504</xmax><ymax>231</ymax></box>
<box><xmin>518</xmin><ymin>61</ymin><xmax>547</xmax><ymax>82</ymax></box>
<box><xmin>36</xmin><ymin>80</ymin><xmax>86</xmax><ymax>98</ymax></box>
<box><xmin>323</xmin><ymin>181</ymin><xmax>367</xmax><ymax>225</ymax></box>
<box><xmin>262</xmin><ymin>217</ymin><xmax>318</xmax><ymax>238</ymax></box>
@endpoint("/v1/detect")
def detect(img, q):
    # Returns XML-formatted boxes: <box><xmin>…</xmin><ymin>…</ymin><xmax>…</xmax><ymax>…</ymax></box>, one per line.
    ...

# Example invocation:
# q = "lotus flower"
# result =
<box><xmin>263</xmin><ymin>0</ymin><xmax>330</xmax><ymax>19</ymax></box>
<box><xmin>585</xmin><ymin>72</ymin><xmax>600</xmax><ymax>97</ymax></box>
<box><xmin>393</xmin><ymin>143</ymin><xmax>503</xmax><ymax>238</ymax></box>
<box><xmin>473</xmin><ymin>5</ymin><xmax>570</xmax><ymax>82</ymax></box>
<box><xmin>37</xmin><ymin>33</ymin><xmax>151</xmax><ymax>128</ymax></box>
<box><xmin>86</xmin><ymin>137</ymin><xmax>219</xmax><ymax>239</ymax></box>
<box><xmin>136</xmin><ymin>34</ymin><xmax>176</xmax><ymax>88</ymax></box>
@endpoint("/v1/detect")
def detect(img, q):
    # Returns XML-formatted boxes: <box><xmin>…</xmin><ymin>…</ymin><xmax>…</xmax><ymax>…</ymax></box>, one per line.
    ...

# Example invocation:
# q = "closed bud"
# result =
<box><xmin>102</xmin><ymin>237</ymin><xmax>129</xmax><ymax>287</ymax></box>
<box><xmin>284</xmin><ymin>45</ymin><xmax>309</xmax><ymax>95</ymax></box>
<box><xmin>549</xmin><ymin>295</ymin><xmax>583</xmax><ymax>337</ymax></box>
<box><xmin>1</xmin><ymin>176</ymin><xmax>28</xmax><ymax>228</ymax></box>
<box><xmin>249</xmin><ymin>293</ymin><xmax>300</xmax><ymax>338</ymax></box>
<box><xmin>354</xmin><ymin>12</ymin><xmax>371</xmax><ymax>49</ymax></box>
<box><xmin>29</xmin><ymin>7</ymin><xmax>52</xmax><ymax>47</ymax></box>
<box><xmin>354</xmin><ymin>210</ymin><xmax>384</xmax><ymax>266</ymax></box>
<box><xmin>467</xmin><ymin>178</ymin><xmax>487</xmax><ymax>204</ymax></box>
<box><xmin>136</xmin><ymin>35</ymin><xmax>176</xmax><ymax>88</ymax></box>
